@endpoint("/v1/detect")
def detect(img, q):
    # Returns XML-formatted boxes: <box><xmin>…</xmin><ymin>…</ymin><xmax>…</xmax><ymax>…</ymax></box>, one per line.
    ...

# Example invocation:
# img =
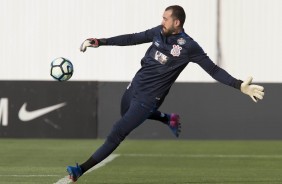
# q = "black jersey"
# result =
<box><xmin>105</xmin><ymin>25</ymin><xmax>241</xmax><ymax>103</ymax></box>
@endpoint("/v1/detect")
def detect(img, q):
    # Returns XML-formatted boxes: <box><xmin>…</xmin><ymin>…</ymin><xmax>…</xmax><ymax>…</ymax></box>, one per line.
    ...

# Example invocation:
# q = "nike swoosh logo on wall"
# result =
<box><xmin>18</xmin><ymin>102</ymin><xmax>67</xmax><ymax>122</ymax></box>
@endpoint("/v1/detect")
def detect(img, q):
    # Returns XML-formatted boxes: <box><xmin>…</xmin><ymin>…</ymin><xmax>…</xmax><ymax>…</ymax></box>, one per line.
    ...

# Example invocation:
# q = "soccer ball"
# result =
<box><xmin>50</xmin><ymin>57</ymin><xmax>73</xmax><ymax>81</ymax></box>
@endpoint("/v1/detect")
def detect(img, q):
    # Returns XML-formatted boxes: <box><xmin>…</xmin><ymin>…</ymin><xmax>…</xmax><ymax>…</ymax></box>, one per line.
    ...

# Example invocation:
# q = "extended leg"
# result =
<box><xmin>67</xmin><ymin>100</ymin><xmax>154</xmax><ymax>182</ymax></box>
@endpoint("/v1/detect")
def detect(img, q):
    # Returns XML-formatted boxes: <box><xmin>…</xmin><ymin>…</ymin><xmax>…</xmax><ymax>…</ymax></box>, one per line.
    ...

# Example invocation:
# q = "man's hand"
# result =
<box><xmin>240</xmin><ymin>77</ymin><xmax>264</xmax><ymax>102</ymax></box>
<box><xmin>80</xmin><ymin>38</ymin><xmax>99</xmax><ymax>52</ymax></box>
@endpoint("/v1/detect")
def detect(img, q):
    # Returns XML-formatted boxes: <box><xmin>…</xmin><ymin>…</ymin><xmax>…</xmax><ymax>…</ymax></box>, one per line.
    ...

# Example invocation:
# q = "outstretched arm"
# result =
<box><xmin>80</xmin><ymin>25</ymin><xmax>162</xmax><ymax>52</ymax></box>
<box><xmin>188</xmin><ymin>40</ymin><xmax>264</xmax><ymax>102</ymax></box>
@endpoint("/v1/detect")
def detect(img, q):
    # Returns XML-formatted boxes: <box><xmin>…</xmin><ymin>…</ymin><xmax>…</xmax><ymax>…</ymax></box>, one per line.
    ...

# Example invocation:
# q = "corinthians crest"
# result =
<box><xmin>170</xmin><ymin>45</ymin><xmax>182</xmax><ymax>57</ymax></box>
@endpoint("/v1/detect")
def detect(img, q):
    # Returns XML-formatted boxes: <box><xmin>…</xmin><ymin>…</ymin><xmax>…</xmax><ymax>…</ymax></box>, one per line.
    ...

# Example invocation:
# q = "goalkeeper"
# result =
<box><xmin>67</xmin><ymin>5</ymin><xmax>264</xmax><ymax>182</ymax></box>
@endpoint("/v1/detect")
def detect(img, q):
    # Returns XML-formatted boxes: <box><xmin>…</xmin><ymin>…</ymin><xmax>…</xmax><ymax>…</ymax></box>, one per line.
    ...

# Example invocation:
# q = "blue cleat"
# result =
<box><xmin>168</xmin><ymin>113</ymin><xmax>181</xmax><ymax>137</ymax></box>
<box><xmin>67</xmin><ymin>163</ymin><xmax>82</xmax><ymax>182</ymax></box>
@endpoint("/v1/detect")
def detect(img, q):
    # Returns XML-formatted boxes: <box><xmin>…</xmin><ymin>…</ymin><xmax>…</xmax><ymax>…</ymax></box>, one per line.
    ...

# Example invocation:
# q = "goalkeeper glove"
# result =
<box><xmin>80</xmin><ymin>38</ymin><xmax>100</xmax><ymax>52</ymax></box>
<box><xmin>240</xmin><ymin>76</ymin><xmax>264</xmax><ymax>102</ymax></box>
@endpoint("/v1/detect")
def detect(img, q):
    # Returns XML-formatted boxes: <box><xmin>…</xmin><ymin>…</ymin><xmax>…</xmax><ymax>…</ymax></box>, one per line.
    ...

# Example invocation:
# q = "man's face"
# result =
<box><xmin>161</xmin><ymin>10</ymin><xmax>176</xmax><ymax>36</ymax></box>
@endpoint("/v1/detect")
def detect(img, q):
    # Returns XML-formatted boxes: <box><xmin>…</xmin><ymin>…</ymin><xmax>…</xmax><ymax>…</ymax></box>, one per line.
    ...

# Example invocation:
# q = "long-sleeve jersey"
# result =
<box><xmin>103</xmin><ymin>25</ymin><xmax>242</xmax><ymax>103</ymax></box>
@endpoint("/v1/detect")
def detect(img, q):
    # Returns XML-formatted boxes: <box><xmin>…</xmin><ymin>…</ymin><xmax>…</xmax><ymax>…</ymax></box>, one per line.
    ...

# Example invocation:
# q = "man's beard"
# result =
<box><xmin>162</xmin><ymin>26</ymin><xmax>175</xmax><ymax>36</ymax></box>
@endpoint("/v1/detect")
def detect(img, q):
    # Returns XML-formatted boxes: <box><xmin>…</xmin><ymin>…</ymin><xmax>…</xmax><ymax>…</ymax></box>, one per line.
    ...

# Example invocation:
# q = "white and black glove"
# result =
<box><xmin>80</xmin><ymin>38</ymin><xmax>100</xmax><ymax>52</ymax></box>
<box><xmin>240</xmin><ymin>77</ymin><xmax>264</xmax><ymax>102</ymax></box>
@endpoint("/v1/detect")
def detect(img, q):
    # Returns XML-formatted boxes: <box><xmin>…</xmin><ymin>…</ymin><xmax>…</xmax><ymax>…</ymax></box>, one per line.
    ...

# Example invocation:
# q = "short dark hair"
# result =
<box><xmin>165</xmin><ymin>5</ymin><xmax>186</xmax><ymax>27</ymax></box>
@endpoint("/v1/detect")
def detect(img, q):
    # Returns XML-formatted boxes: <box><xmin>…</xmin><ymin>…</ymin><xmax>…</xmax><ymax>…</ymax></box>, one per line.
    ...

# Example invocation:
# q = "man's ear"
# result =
<box><xmin>174</xmin><ymin>19</ymin><xmax>180</xmax><ymax>27</ymax></box>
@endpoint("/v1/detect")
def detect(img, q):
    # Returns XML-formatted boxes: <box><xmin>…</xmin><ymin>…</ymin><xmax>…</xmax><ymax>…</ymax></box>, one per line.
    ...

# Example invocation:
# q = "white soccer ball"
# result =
<box><xmin>50</xmin><ymin>57</ymin><xmax>74</xmax><ymax>81</ymax></box>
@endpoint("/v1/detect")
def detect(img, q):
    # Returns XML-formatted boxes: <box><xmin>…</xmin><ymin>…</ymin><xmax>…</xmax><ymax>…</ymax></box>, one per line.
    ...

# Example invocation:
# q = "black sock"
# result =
<box><xmin>79</xmin><ymin>156</ymin><xmax>97</xmax><ymax>174</ymax></box>
<box><xmin>161</xmin><ymin>113</ymin><xmax>170</xmax><ymax>124</ymax></box>
<box><xmin>152</xmin><ymin>111</ymin><xmax>169</xmax><ymax>124</ymax></box>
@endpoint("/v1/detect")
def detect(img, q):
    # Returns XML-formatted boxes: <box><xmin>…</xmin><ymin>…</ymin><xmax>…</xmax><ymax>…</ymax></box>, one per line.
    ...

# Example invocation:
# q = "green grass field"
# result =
<box><xmin>1</xmin><ymin>139</ymin><xmax>282</xmax><ymax>184</ymax></box>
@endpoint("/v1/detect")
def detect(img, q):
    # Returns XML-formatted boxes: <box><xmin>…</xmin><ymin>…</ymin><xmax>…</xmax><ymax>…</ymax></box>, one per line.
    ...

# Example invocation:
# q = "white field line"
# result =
<box><xmin>0</xmin><ymin>175</ymin><xmax>60</xmax><ymax>177</ymax></box>
<box><xmin>123</xmin><ymin>153</ymin><xmax>282</xmax><ymax>159</ymax></box>
<box><xmin>2</xmin><ymin>153</ymin><xmax>281</xmax><ymax>180</ymax></box>
<box><xmin>54</xmin><ymin>154</ymin><xmax>120</xmax><ymax>184</ymax></box>
<box><xmin>0</xmin><ymin>154</ymin><xmax>119</xmax><ymax>182</ymax></box>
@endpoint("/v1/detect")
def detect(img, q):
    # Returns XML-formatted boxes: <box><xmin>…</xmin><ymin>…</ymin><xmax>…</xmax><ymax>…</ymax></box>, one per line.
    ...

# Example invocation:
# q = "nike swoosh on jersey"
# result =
<box><xmin>18</xmin><ymin>102</ymin><xmax>67</xmax><ymax>122</ymax></box>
